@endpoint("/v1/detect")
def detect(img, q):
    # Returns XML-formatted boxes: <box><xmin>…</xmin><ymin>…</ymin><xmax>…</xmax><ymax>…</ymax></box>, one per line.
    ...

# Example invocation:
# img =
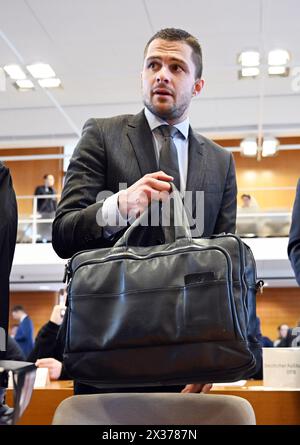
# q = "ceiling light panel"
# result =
<box><xmin>268</xmin><ymin>49</ymin><xmax>290</xmax><ymax>66</ymax></box>
<box><xmin>38</xmin><ymin>78</ymin><xmax>62</xmax><ymax>88</ymax></box>
<box><xmin>238</xmin><ymin>51</ymin><xmax>260</xmax><ymax>67</ymax></box>
<box><xmin>268</xmin><ymin>66</ymin><xmax>289</xmax><ymax>76</ymax></box>
<box><xmin>26</xmin><ymin>63</ymin><xmax>56</xmax><ymax>79</ymax></box>
<box><xmin>239</xmin><ymin>67</ymin><xmax>260</xmax><ymax>78</ymax></box>
<box><xmin>14</xmin><ymin>79</ymin><xmax>35</xmax><ymax>90</ymax></box>
<box><xmin>4</xmin><ymin>64</ymin><xmax>26</xmax><ymax>80</ymax></box>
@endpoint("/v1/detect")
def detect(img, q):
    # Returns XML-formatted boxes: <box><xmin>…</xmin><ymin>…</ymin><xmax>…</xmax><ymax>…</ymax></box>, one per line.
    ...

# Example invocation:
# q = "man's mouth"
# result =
<box><xmin>153</xmin><ymin>88</ymin><xmax>173</xmax><ymax>97</ymax></box>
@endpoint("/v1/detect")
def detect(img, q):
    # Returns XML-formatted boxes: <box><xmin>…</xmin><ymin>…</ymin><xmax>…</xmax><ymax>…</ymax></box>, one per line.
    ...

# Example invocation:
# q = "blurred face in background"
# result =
<box><xmin>12</xmin><ymin>310</ymin><xmax>22</xmax><ymax>322</ymax></box>
<box><xmin>279</xmin><ymin>324</ymin><xmax>289</xmax><ymax>338</ymax></box>
<box><xmin>45</xmin><ymin>174</ymin><xmax>55</xmax><ymax>188</ymax></box>
<box><xmin>241</xmin><ymin>195</ymin><xmax>251</xmax><ymax>208</ymax></box>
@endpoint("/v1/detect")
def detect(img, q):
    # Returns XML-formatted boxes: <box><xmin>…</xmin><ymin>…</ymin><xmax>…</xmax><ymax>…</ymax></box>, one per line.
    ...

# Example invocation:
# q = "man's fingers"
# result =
<box><xmin>181</xmin><ymin>383</ymin><xmax>212</xmax><ymax>394</ymax></box>
<box><xmin>202</xmin><ymin>384</ymin><xmax>213</xmax><ymax>393</ymax></box>
<box><xmin>35</xmin><ymin>358</ymin><xmax>55</xmax><ymax>367</ymax></box>
<box><xmin>145</xmin><ymin>171</ymin><xmax>174</xmax><ymax>181</ymax></box>
<box><xmin>144</xmin><ymin>177</ymin><xmax>173</xmax><ymax>192</ymax></box>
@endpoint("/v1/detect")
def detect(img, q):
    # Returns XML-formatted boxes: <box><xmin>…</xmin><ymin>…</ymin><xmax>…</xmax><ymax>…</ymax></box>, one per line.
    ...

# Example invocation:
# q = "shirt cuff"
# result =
<box><xmin>102</xmin><ymin>192</ymin><xmax>128</xmax><ymax>238</ymax></box>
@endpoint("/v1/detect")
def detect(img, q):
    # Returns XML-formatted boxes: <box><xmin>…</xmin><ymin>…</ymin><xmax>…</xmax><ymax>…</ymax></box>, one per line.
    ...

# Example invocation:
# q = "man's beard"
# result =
<box><xmin>143</xmin><ymin>94</ymin><xmax>191</xmax><ymax>122</ymax></box>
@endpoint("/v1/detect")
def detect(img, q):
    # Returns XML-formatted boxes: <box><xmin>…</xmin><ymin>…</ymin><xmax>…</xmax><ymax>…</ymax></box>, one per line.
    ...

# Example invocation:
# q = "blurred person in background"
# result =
<box><xmin>28</xmin><ymin>297</ymin><xmax>68</xmax><ymax>381</ymax></box>
<box><xmin>288</xmin><ymin>178</ymin><xmax>300</xmax><ymax>285</ymax></box>
<box><xmin>34</xmin><ymin>174</ymin><xmax>58</xmax><ymax>242</ymax></box>
<box><xmin>34</xmin><ymin>174</ymin><xmax>57</xmax><ymax>216</ymax></box>
<box><xmin>240</xmin><ymin>194</ymin><xmax>260</xmax><ymax>209</ymax></box>
<box><xmin>274</xmin><ymin>323</ymin><xmax>290</xmax><ymax>347</ymax></box>
<box><xmin>11</xmin><ymin>306</ymin><xmax>34</xmax><ymax>357</ymax></box>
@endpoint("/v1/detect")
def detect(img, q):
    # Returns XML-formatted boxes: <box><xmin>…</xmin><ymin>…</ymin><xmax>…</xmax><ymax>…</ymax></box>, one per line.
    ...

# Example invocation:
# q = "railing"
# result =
<box><xmin>236</xmin><ymin>208</ymin><xmax>292</xmax><ymax>238</ymax></box>
<box><xmin>15</xmin><ymin>195</ymin><xmax>293</xmax><ymax>243</ymax></box>
<box><xmin>17</xmin><ymin>194</ymin><xmax>59</xmax><ymax>244</ymax></box>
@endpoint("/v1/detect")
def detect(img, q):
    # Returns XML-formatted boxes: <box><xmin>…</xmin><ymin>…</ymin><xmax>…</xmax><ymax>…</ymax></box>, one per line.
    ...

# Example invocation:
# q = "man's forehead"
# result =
<box><xmin>145</xmin><ymin>38</ymin><xmax>193</xmax><ymax>61</ymax></box>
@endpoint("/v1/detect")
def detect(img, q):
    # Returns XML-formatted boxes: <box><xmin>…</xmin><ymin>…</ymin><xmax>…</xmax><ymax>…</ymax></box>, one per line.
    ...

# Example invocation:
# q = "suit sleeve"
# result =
<box><xmin>288</xmin><ymin>179</ymin><xmax>300</xmax><ymax>285</ymax></box>
<box><xmin>15</xmin><ymin>321</ymin><xmax>29</xmax><ymax>343</ymax></box>
<box><xmin>28</xmin><ymin>321</ymin><xmax>61</xmax><ymax>362</ymax></box>
<box><xmin>213</xmin><ymin>152</ymin><xmax>237</xmax><ymax>234</ymax></box>
<box><xmin>52</xmin><ymin>119</ymin><xmax>113</xmax><ymax>259</ymax></box>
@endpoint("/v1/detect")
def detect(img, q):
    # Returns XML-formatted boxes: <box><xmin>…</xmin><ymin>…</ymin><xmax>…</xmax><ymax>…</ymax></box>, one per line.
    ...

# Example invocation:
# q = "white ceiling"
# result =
<box><xmin>0</xmin><ymin>0</ymin><xmax>300</xmax><ymax>146</ymax></box>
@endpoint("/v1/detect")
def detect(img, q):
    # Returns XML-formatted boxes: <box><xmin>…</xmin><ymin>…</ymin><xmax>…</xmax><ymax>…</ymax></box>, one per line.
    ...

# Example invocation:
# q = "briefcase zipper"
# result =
<box><xmin>71</xmin><ymin>244</ymin><xmax>232</xmax><ymax>279</ymax></box>
<box><xmin>63</xmin><ymin>261</ymin><xmax>72</xmax><ymax>284</ymax></box>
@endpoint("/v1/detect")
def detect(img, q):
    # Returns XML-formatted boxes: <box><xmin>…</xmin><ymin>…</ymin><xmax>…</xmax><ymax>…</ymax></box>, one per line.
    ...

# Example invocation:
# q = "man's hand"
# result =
<box><xmin>118</xmin><ymin>171</ymin><xmax>173</xmax><ymax>219</ymax></box>
<box><xmin>181</xmin><ymin>384</ymin><xmax>212</xmax><ymax>394</ymax></box>
<box><xmin>50</xmin><ymin>305</ymin><xmax>65</xmax><ymax>326</ymax></box>
<box><xmin>35</xmin><ymin>358</ymin><xmax>62</xmax><ymax>380</ymax></box>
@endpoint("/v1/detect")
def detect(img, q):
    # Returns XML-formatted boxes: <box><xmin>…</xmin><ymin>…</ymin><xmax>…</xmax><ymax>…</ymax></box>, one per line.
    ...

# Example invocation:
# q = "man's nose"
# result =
<box><xmin>156</xmin><ymin>66</ymin><xmax>170</xmax><ymax>83</ymax></box>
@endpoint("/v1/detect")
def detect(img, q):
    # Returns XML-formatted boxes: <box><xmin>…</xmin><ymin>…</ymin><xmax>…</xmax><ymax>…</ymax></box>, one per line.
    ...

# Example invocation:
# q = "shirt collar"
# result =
<box><xmin>144</xmin><ymin>107</ymin><xmax>189</xmax><ymax>140</ymax></box>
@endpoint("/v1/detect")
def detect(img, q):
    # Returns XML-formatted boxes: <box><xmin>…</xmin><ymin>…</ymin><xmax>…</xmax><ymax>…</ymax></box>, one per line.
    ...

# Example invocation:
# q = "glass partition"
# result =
<box><xmin>15</xmin><ymin>190</ymin><xmax>293</xmax><ymax>243</ymax></box>
<box><xmin>17</xmin><ymin>194</ymin><xmax>59</xmax><ymax>243</ymax></box>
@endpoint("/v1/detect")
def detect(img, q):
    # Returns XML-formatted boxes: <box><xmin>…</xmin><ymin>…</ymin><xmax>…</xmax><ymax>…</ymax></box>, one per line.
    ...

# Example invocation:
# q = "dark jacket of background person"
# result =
<box><xmin>34</xmin><ymin>184</ymin><xmax>57</xmax><ymax>214</ymax></box>
<box><xmin>27</xmin><ymin>321</ymin><xmax>69</xmax><ymax>379</ymax></box>
<box><xmin>288</xmin><ymin>178</ymin><xmax>300</xmax><ymax>285</ymax></box>
<box><xmin>0</xmin><ymin>162</ymin><xmax>17</xmax><ymax>360</ymax></box>
<box><xmin>277</xmin><ymin>328</ymin><xmax>300</xmax><ymax>347</ymax></box>
<box><xmin>14</xmin><ymin>316</ymin><xmax>34</xmax><ymax>358</ymax></box>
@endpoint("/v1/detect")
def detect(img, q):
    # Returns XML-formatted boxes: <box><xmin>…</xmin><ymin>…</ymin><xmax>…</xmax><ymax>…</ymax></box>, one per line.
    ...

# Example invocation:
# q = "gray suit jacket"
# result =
<box><xmin>288</xmin><ymin>179</ymin><xmax>300</xmax><ymax>285</ymax></box>
<box><xmin>52</xmin><ymin>110</ymin><xmax>237</xmax><ymax>259</ymax></box>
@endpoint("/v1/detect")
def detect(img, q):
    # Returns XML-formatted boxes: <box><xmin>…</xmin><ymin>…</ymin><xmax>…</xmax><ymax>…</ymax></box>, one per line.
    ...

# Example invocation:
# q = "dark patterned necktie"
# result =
<box><xmin>158</xmin><ymin>125</ymin><xmax>181</xmax><ymax>191</ymax></box>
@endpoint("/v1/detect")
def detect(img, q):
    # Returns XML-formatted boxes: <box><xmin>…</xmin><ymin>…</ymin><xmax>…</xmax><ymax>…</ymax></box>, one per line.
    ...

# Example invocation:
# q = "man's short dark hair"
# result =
<box><xmin>144</xmin><ymin>28</ymin><xmax>203</xmax><ymax>79</ymax></box>
<box><xmin>43</xmin><ymin>174</ymin><xmax>49</xmax><ymax>180</ymax></box>
<box><xmin>241</xmin><ymin>194</ymin><xmax>251</xmax><ymax>200</ymax></box>
<box><xmin>12</xmin><ymin>305</ymin><xmax>24</xmax><ymax>313</ymax></box>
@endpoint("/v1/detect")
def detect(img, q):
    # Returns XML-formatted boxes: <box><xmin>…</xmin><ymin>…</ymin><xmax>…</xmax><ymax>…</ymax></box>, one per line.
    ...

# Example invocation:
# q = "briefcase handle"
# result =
<box><xmin>115</xmin><ymin>183</ymin><xmax>192</xmax><ymax>247</ymax></box>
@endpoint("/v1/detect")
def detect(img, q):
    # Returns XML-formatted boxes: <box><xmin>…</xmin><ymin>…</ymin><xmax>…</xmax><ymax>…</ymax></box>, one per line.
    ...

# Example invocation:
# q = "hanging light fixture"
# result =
<box><xmin>240</xmin><ymin>136</ymin><xmax>280</xmax><ymax>158</ymax></box>
<box><xmin>262</xmin><ymin>137</ymin><xmax>279</xmax><ymax>157</ymax></box>
<box><xmin>240</xmin><ymin>138</ymin><xmax>258</xmax><ymax>157</ymax></box>
<box><xmin>268</xmin><ymin>49</ymin><xmax>290</xmax><ymax>77</ymax></box>
<box><xmin>238</xmin><ymin>50</ymin><xmax>260</xmax><ymax>78</ymax></box>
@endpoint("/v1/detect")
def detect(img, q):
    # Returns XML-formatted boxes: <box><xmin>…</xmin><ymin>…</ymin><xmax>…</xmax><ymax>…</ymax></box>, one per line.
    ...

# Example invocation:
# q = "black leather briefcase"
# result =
<box><xmin>61</xmin><ymin>187</ymin><xmax>261</xmax><ymax>387</ymax></box>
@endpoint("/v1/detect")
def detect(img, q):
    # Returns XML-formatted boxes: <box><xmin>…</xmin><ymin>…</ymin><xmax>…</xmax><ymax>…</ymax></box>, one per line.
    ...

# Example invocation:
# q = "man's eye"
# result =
<box><xmin>172</xmin><ymin>64</ymin><xmax>183</xmax><ymax>72</ymax></box>
<box><xmin>148</xmin><ymin>62</ymin><xmax>158</xmax><ymax>69</ymax></box>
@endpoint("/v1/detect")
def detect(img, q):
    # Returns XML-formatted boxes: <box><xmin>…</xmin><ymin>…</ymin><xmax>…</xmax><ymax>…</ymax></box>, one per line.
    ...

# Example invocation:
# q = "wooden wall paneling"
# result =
<box><xmin>0</xmin><ymin>147</ymin><xmax>64</xmax><ymax>216</ymax></box>
<box><xmin>256</xmin><ymin>287</ymin><xmax>300</xmax><ymax>341</ymax></box>
<box><xmin>232</xmin><ymin>150</ymin><xmax>299</xmax><ymax>210</ymax></box>
<box><xmin>9</xmin><ymin>291</ymin><xmax>58</xmax><ymax>337</ymax></box>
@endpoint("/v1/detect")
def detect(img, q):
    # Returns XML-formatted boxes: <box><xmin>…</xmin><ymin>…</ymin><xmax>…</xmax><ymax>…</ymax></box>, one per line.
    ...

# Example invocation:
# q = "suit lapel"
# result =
<box><xmin>185</xmin><ymin>128</ymin><xmax>207</xmax><ymax>220</ymax></box>
<box><xmin>186</xmin><ymin>128</ymin><xmax>206</xmax><ymax>193</ymax></box>
<box><xmin>127</xmin><ymin>110</ymin><xmax>158</xmax><ymax>176</ymax></box>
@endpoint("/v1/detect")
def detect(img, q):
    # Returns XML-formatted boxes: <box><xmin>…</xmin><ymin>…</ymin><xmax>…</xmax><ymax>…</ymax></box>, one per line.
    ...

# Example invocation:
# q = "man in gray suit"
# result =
<box><xmin>288</xmin><ymin>179</ymin><xmax>300</xmax><ymax>285</ymax></box>
<box><xmin>52</xmin><ymin>28</ymin><xmax>237</xmax><ymax>394</ymax></box>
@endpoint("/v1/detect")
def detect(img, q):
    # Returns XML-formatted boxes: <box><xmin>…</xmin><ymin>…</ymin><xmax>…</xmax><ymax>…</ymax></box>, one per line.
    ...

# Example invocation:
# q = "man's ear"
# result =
<box><xmin>193</xmin><ymin>79</ymin><xmax>204</xmax><ymax>97</ymax></box>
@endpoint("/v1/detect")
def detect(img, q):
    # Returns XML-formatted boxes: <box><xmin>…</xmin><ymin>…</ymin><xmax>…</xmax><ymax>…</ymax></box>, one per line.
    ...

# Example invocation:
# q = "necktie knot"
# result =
<box><xmin>159</xmin><ymin>125</ymin><xmax>178</xmax><ymax>139</ymax></box>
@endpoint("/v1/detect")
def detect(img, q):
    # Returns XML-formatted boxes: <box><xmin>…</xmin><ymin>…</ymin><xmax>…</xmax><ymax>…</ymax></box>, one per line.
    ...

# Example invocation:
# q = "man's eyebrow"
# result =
<box><xmin>146</xmin><ymin>56</ymin><xmax>188</xmax><ymax>67</ymax></box>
